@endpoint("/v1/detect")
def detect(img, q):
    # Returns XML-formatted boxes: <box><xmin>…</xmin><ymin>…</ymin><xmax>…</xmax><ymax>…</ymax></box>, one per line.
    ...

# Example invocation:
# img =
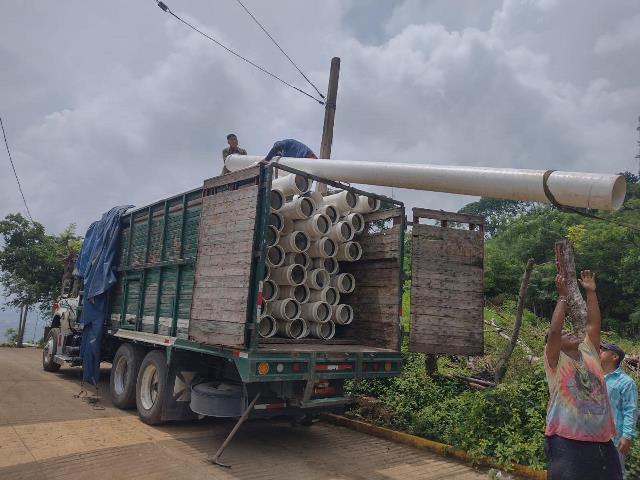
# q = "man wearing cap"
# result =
<box><xmin>601</xmin><ymin>342</ymin><xmax>638</xmax><ymax>472</ymax></box>
<box><xmin>221</xmin><ymin>133</ymin><xmax>247</xmax><ymax>175</ymax></box>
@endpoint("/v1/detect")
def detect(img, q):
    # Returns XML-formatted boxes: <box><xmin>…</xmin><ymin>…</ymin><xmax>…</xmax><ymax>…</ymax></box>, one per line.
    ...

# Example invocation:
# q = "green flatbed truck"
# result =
<box><xmin>43</xmin><ymin>162</ymin><xmax>485</xmax><ymax>428</ymax></box>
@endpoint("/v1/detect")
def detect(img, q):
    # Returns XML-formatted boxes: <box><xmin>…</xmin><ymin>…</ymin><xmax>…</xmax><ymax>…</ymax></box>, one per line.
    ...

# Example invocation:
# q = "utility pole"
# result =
<box><xmin>317</xmin><ymin>57</ymin><xmax>340</xmax><ymax>194</ymax></box>
<box><xmin>636</xmin><ymin>115</ymin><xmax>640</xmax><ymax>176</ymax></box>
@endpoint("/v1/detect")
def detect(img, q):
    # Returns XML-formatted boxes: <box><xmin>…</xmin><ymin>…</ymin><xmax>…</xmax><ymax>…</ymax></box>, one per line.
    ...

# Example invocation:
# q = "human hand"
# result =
<box><xmin>578</xmin><ymin>270</ymin><xmax>597</xmax><ymax>292</ymax></box>
<box><xmin>555</xmin><ymin>274</ymin><xmax>569</xmax><ymax>298</ymax></box>
<box><xmin>618</xmin><ymin>437</ymin><xmax>632</xmax><ymax>456</ymax></box>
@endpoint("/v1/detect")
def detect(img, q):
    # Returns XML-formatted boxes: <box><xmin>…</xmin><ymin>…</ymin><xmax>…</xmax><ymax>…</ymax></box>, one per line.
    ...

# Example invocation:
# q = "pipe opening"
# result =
<box><xmin>325</xmin><ymin>206</ymin><xmax>338</xmax><ymax>223</ymax></box>
<box><xmin>290</xmin><ymin>319</ymin><xmax>304</xmax><ymax>338</ymax></box>
<box><xmin>270</xmin><ymin>190</ymin><xmax>284</xmax><ymax>210</ymax></box>
<box><xmin>345</xmin><ymin>191</ymin><xmax>357</xmax><ymax>208</ymax></box>
<box><xmin>611</xmin><ymin>175</ymin><xmax>627</xmax><ymax>211</ymax></box>
<box><xmin>348</xmin><ymin>243</ymin><xmax>359</xmax><ymax>259</ymax></box>
<box><xmin>267</xmin><ymin>246</ymin><xmax>284</xmax><ymax>266</ymax></box>
<box><xmin>318</xmin><ymin>303</ymin><xmax>329</xmax><ymax>321</ymax></box>
<box><xmin>343</xmin><ymin>275</ymin><xmax>353</xmax><ymax>291</ymax></box>
<box><xmin>266</xmin><ymin>226</ymin><xmax>278</xmax><ymax>246</ymax></box>
<box><xmin>294</xmin><ymin>285</ymin><xmax>308</xmax><ymax>303</ymax></box>
<box><xmin>258</xmin><ymin>316</ymin><xmax>276</xmax><ymax>337</ymax></box>
<box><xmin>300</xmin><ymin>198</ymin><xmax>314</xmax><ymax>217</ymax></box>
<box><xmin>323</xmin><ymin>238</ymin><xmax>336</xmax><ymax>256</ymax></box>
<box><xmin>291</xmin><ymin>265</ymin><xmax>305</xmax><ymax>284</ymax></box>
<box><xmin>317</xmin><ymin>215</ymin><xmax>329</xmax><ymax>233</ymax></box>
<box><xmin>325</xmin><ymin>288</ymin><xmax>337</xmax><ymax>305</ymax></box>
<box><xmin>294</xmin><ymin>232</ymin><xmax>309</xmax><ymax>251</ymax></box>
<box><xmin>315</xmin><ymin>271</ymin><xmax>328</xmax><ymax>289</ymax></box>
<box><xmin>269</xmin><ymin>212</ymin><xmax>283</xmax><ymax>230</ymax></box>
<box><xmin>323</xmin><ymin>258</ymin><xmax>337</xmax><ymax>273</ymax></box>
<box><xmin>341</xmin><ymin>223</ymin><xmax>352</xmax><ymax>239</ymax></box>
<box><xmin>292</xmin><ymin>253</ymin><xmax>305</xmax><ymax>265</ymax></box>
<box><xmin>263</xmin><ymin>281</ymin><xmax>275</xmax><ymax>301</ymax></box>
<box><xmin>351</xmin><ymin>215</ymin><xmax>362</xmax><ymax>232</ymax></box>
<box><xmin>295</xmin><ymin>175</ymin><xmax>309</xmax><ymax>193</ymax></box>
<box><xmin>284</xmin><ymin>300</ymin><xmax>299</xmax><ymax>319</ymax></box>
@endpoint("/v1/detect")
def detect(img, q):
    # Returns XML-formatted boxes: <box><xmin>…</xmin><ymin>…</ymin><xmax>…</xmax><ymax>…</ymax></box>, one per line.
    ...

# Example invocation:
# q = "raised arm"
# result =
<box><xmin>579</xmin><ymin>270</ymin><xmax>600</xmax><ymax>348</ymax></box>
<box><xmin>546</xmin><ymin>274</ymin><xmax>568</xmax><ymax>369</ymax></box>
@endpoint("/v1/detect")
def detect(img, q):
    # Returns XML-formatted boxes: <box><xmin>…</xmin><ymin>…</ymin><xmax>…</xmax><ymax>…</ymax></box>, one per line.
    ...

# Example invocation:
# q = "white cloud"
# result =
<box><xmin>594</xmin><ymin>14</ymin><xmax>640</xmax><ymax>54</ymax></box>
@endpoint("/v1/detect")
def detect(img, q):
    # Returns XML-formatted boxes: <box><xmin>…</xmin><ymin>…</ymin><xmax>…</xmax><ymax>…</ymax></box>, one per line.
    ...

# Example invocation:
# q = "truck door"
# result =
<box><xmin>408</xmin><ymin>208</ymin><xmax>484</xmax><ymax>356</ymax></box>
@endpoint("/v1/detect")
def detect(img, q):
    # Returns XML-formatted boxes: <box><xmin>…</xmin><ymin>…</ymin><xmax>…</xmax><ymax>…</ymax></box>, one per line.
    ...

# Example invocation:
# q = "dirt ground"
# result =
<box><xmin>0</xmin><ymin>347</ymin><xmax>487</xmax><ymax>479</ymax></box>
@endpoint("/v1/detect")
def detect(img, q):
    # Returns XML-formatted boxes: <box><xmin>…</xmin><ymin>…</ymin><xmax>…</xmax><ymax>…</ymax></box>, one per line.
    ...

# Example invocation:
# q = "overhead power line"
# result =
<box><xmin>232</xmin><ymin>0</ymin><xmax>325</xmax><ymax>100</ymax></box>
<box><xmin>0</xmin><ymin>115</ymin><xmax>33</xmax><ymax>221</ymax></box>
<box><xmin>155</xmin><ymin>1</ymin><xmax>324</xmax><ymax>105</ymax></box>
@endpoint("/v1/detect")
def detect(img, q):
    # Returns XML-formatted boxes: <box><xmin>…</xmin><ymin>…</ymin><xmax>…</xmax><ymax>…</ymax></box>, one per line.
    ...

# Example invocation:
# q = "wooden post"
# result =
<box><xmin>317</xmin><ymin>57</ymin><xmax>340</xmax><ymax>194</ymax></box>
<box><xmin>17</xmin><ymin>305</ymin><xmax>27</xmax><ymax>348</ymax></box>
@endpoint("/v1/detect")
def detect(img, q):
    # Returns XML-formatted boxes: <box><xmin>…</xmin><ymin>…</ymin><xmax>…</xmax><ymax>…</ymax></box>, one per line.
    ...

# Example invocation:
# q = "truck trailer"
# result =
<box><xmin>42</xmin><ymin>162</ymin><xmax>485</xmax><ymax>427</ymax></box>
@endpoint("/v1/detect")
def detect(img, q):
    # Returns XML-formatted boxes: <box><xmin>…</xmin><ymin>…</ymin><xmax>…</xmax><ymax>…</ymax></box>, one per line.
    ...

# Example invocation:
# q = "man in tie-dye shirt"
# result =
<box><xmin>544</xmin><ymin>270</ymin><xmax>621</xmax><ymax>480</ymax></box>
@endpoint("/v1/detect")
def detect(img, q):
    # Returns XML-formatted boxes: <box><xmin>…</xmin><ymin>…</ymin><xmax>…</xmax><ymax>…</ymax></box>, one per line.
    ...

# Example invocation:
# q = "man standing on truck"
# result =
<box><xmin>221</xmin><ymin>133</ymin><xmax>247</xmax><ymax>174</ymax></box>
<box><xmin>544</xmin><ymin>270</ymin><xmax>621</xmax><ymax>479</ymax></box>
<box><xmin>600</xmin><ymin>342</ymin><xmax>638</xmax><ymax>473</ymax></box>
<box><xmin>264</xmin><ymin>139</ymin><xmax>317</xmax><ymax>161</ymax></box>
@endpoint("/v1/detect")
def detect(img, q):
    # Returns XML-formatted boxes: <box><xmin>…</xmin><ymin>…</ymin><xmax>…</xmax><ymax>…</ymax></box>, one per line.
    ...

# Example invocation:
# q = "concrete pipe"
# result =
<box><xmin>270</xmin><ymin>189</ymin><xmax>285</xmax><ymax>211</ymax></box>
<box><xmin>307</xmin><ymin>238</ymin><xmax>337</xmax><ymax>258</ymax></box>
<box><xmin>271</xmin><ymin>264</ymin><xmax>307</xmax><ymax>286</ymax></box>
<box><xmin>332</xmin><ymin>304</ymin><xmax>354</xmax><ymax>325</ymax></box>
<box><xmin>309</xmin><ymin>320</ymin><xmax>336</xmax><ymax>340</ymax></box>
<box><xmin>266</xmin><ymin>225</ymin><xmax>280</xmax><ymax>247</ymax></box>
<box><xmin>262</xmin><ymin>279</ymin><xmax>279</xmax><ymax>302</ymax></box>
<box><xmin>309</xmin><ymin>286</ymin><xmax>339</xmax><ymax>306</ymax></box>
<box><xmin>276</xmin><ymin>318</ymin><xmax>309</xmax><ymax>339</ymax></box>
<box><xmin>294</xmin><ymin>213</ymin><xmax>331</xmax><ymax>239</ymax></box>
<box><xmin>269</xmin><ymin>211</ymin><xmax>285</xmax><ymax>233</ymax></box>
<box><xmin>270</xmin><ymin>298</ymin><xmax>300</xmax><ymax>321</ymax></box>
<box><xmin>272</xmin><ymin>174</ymin><xmax>310</xmax><ymax>196</ymax></box>
<box><xmin>305</xmin><ymin>268</ymin><xmax>330</xmax><ymax>290</ymax></box>
<box><xmin>279</xmin><ymin>284</ymin><xmax>311</xmax><ymax>304</ymax></box>
<box><xmin>300</xmin><ymin>301</ymin><xmax>332</xmax><ymax>323</ymax></box>
<box><xmin>323</xmin><ymin>190</ymin><xmax>357</xmax><ymax>214</ymax></box>
<box><xmin>258</xmin><ymin>315</ymin><xmax>278</xmax><ymax>338</ymax></box>
<box><xmin>278</xmin><ymin>231</ymin><xmax>310</xmax><ymax>253</ymax></box>
<box><xmin>262</xmin><ymin>263</ymin><xmax>271</xmax><ymax>281</ymax></box>
<box><xmin>266</xmin><ymin>245</ymin><xmax>285</xmax><ymax>268</ymax></box>
<box><xmin>284</xmin><ymin>251</ymin><xmax>311</xmax><ymax>269</ymax></box>
<box><xmin>317</xmin><ymin>205</ymin><xmax>339</xmax><ymax>224</ymax></box>
<box><xmin>312</xmin><ymin>257</ymin><xmax>338</xmax><ymax>275</ymax></box>
<box><xmin>344</xmin><ymin>212</ymin><xmax>365</xmax><ymax>235</ymax></box>
<box><xmin>352</xmin><ymin>195</ymin><xmax>381</xmax><ymax>214</ymax></box>
<box><xmin>279</xmin><ymin>197</ymin><xmax>316</xmax><ymax>220</ymax></box>
<box><xmin>336</xmin><ymin>241</ymin><xmax>363</xmax><ymax>262</ymax></box>
<box><xmin>327</xmin><ymin>221</ymin><xmax>354</xmax><ymax>243</ymax></box>
<box><xmin>331</xmin><ymin>273</ymin><xmax>356</xmax><ymax>294</ymax></box>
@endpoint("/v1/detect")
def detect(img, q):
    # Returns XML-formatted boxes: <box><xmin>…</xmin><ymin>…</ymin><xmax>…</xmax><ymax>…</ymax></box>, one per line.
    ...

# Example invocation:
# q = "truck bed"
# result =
<box><xmin>257</xmin><ymin>343</ymin><xmax>395</xmax><ymax>353</ymax></box>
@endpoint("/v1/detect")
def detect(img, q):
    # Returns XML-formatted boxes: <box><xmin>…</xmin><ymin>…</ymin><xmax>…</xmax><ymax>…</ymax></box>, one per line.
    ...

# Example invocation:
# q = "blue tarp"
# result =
<box><xmin>77</xmin><ymin>205</ymin><xmax>132</xmax><ymax>386</ymax></box>
<box><xmin>264</xmin><ymin>139</ymin><xmax>317</xmax><ymax>161</ymax></box>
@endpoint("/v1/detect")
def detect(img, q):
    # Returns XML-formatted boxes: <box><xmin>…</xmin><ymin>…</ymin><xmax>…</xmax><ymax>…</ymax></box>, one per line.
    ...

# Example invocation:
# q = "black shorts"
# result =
<box><xmin>545</xmin><ymin>435</ymin><xmax>622</xmax><ymax>480</ymax></box>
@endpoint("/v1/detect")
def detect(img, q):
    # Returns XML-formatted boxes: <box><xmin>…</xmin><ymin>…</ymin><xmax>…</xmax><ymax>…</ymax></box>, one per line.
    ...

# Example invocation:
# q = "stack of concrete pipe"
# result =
<box><xmin>258</xmin><ymin>174</ymin><xmax>380</xmax><ymax>340</ymax></box>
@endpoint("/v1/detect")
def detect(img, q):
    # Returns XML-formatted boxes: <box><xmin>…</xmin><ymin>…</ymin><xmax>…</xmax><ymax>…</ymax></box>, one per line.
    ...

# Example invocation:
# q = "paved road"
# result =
<box><xmin>0</xmin><ymin>347</ymin><xmax>487</xmax><ymax>479</ymax></box>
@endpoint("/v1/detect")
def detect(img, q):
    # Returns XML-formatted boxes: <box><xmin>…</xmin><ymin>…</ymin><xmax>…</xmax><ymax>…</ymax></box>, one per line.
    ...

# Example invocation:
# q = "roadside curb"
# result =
<box><xmin>320</xmin><ymin>413</ymin><xmax>546</xmax><ymax>480</ymax></box>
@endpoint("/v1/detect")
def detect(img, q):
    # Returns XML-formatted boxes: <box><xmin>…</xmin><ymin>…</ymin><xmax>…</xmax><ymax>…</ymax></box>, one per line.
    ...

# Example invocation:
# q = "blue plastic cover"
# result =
<box><xmin>265</xmin><ymin>139</ymin><xmax>316</xmax><ymax>161</ymax></box>
<box><xmin>77</xmin><ymin>205</ymin><xmax>132</xmax><ymax>386</ymax></box>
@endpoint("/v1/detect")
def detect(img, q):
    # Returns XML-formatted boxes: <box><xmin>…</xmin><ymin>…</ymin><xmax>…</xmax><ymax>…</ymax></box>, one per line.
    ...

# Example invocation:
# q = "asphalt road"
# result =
<box><xmin>0</xmin><ymin>347</ymin><xmax>487</xmax><ymax>479</ymax></box>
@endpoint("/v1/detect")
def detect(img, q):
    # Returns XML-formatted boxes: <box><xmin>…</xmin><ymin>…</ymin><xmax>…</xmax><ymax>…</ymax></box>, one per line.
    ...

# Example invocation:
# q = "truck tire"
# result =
<box><xmin>42</xmin><ymin>328</ymin><xmax>61</xmax><ymax>372</ymax></box>
<box><xmin>136</xmin><ymin>350</ymin><xmax>168</xmax><ymax>425</ymax></box>
<box><xmin>110</xmin><ymin>343</ymin><xmax>145</xmax><ymax>409</ymax></box>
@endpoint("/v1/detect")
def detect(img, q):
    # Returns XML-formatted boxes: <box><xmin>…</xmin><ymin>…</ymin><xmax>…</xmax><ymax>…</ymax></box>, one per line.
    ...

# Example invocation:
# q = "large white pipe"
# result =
<box><xmin>294</xmin><ymin>214</ymin><xmax>331</xmax><ymax>239</ymax></box>
<box><xmin>344</xmin><ymin>212</ymin><xmax>365</xmax><ymax>235</ymax></box>
<box><xmin>270</xmin><ymin>298</ymin><xmax>300</xmax><ymax>321</ymax></box>
<box><xmin>327</xmin><ymin>221</ymin><xmax>354</xmax><ymax>243</ymax></box>
<box><xmin>331</xmin><ymin>304</ymin><xmax>354</xmax><ymax>325</ymax></box>
<box><xmin>262</xmin><ymin>279</ymin><xmax>279</xmax><ymax>302</ymax></box>
<box><xmin>323</xmin><ymin>190</ymin><xmax>357</xmax><ymax>214</ymax></box>
<box><xmin>283</xmin><ymin>251</ymin><xmax>311</xmax><ymax>269</ymax></box>
<box><xmin>279</xmin><ymin>284</ymin><xmax>311</xmax><ymax>304</ymax></box>
<box><xmin>307</xmin><ymin>238</ymin><xmax>337</xmax><ymax>258</ymax></box>
<box><xmin>309</xmin><ymin>286</ymin><xmax>339</xmax><ymax>306</ymax></box>
<box><xmin>270</xmin><ymin>189</ymin><xmax>285</xmax><ymax>211</ymax></box>
<box><xmin>278</xmin><ymin>231</ymin><xmax>310</xmax><ymax>253</ymax></box>
<box><xmin>258</xmin><ymin>315</ymin><xmax>278</xmax><ymax>338</ymax></box>
<box><xmin>336</xmin><ymin>241</ymin><xmax>363</xmax><ymax>262</ymax></box>
<box><xmin>227</xmin><ymin>155</ymin><xmax>626</xmax><ymax>211</ymax></box>
<box><xmin>305</xmin><ymin>268</ymin><xmax>330</xmax><ymax>290</ymax></box>
<box><xmin>269</xmin><ymin>211</ymin><xmax>285</xmax><ymax>233</ymax></box>
<box><xmin>317</xmin><ymin>205</ymin><xmax>339</xmax><ymax>224</ymax></box>
<box><xmin>271</xmin><ymin>264</ymin><xmax>307</xmax><ymax>286</ymax></box>
<box><xmin>279</xmin><ymin>197</ymin><xmax>316</xmax><ymax>220</ymax></box>
<box><xmin>309</xmin><ymin>320</ymin><xmax>336</xmax><ymax>340</ymax></box>
<box><xmin>300</xmin><ymin>301</ymin><xmax>332</xmax><ymax>323</ymax></box>
<box><xmin>266</xmin><ymin>246</ymin><xmax>285</xmax><ymax>268</ymax></box>
<box><xmin>271</xmin><ymin>174</ymin><xmax>310</xmax><ymax>196</ymax></box>
<box><xmin>352</xmin><ymin>195</ymin><xmax>381</xmax><ymax>214</ymax></box>
<box><xmin>276</xmin><ymin>318</ymin><xmax>309</xmax><ymax>339</ymax></box>
<box><xmin>312</xmin><ymin>257</ymin><xmax>338</xmax><ymax>275</ymax></box>
<box><xmin>330</xmin><ymin>273</ymin><xmax>356</xmax><ymax>294</ymax></box>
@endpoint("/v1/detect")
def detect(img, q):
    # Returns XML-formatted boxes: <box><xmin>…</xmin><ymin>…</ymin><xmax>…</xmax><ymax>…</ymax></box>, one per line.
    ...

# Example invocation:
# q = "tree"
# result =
<box><xmin>0</xmin><ymin>214</ymin><xmax>81</xmax><ymax>346</ymax></box>
<box><xmin>458</xmin><ymin>198</ymin><xmax>537</xmax><ymax>237</ymax></box>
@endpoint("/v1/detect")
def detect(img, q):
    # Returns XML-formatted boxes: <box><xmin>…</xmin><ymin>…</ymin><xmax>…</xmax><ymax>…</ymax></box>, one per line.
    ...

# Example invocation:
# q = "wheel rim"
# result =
<box><xmin>113</xmin><ymin>355</ymin><xmax>128</xmax><ymax>396</ymax></box>
<box><xmin>43</xmin><ymin>337</ymin><xmax>54</xmax><ymax>364</ymax></box>
<box><xmin>140</xmin><ymin>364</ymin><xmax>158</xmax><ymax>411</ymax></box>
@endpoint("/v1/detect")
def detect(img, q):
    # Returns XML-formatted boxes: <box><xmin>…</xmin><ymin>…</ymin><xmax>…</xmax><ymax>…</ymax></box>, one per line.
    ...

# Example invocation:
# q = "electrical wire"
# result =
<box><xmin>0</xmin><ymin>115</ymin><xmax>33</xmax><ymax>221</ymax></box>
<box><xmin>155</xmin><ymin>1</ymin><xmax>324</xmax><ymax>105</ymax></box>
<box><xmin>232</xmin><ymin>0</ymin><xmax>325</xmax><ymax>100</ymax></box>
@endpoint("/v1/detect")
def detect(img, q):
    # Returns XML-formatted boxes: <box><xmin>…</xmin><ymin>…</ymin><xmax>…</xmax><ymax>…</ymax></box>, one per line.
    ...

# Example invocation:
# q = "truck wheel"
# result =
<box><xmin>136</xmin><ymin>350</ymin><xmax>168</xmax><ymax>425</ymax></box>
<box><xmin>110</xmin><ymin>343</ymin><xmax>145</xmax><ymax>409</ymax></box>
<box><xmin>42</xmin><ymin>328</ymin><xmax>61</xmax><ymax>372</ymax></box>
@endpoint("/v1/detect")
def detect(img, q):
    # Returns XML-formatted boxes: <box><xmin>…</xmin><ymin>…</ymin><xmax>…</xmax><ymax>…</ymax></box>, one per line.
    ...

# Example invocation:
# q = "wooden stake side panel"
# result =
<box><xmin>189</xmin><ymin>171</ymin><xmax>260</xmax><ymax>347</ymax></box>
<box><xmin>409</xmin><ymin>209</ymin><xmax>484</xmax><ymax>356</ymax></box>
<box><xmin>340</xmin><ymin>208</ymin><xmax>403</xmax><ymax>350</ymax></box>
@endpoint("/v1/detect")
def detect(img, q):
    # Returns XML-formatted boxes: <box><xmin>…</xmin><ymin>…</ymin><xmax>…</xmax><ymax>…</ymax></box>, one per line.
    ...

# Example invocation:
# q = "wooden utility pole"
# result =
<box><xmin>317</xmin><ymin>57</ymin><xmax>340</xmax><ymax>194</ymax></box>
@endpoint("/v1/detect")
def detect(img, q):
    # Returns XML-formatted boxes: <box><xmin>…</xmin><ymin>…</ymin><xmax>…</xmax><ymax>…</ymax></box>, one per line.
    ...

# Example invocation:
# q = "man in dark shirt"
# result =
<box><xmin>221</xmin><ymin>133</ymin><xmax>247</xmax><ymax>174</ymax></box>
<box><xmin>264</xmin><ymin>139</ymin><xmax>317</xmax><ymax>161</ymax></box>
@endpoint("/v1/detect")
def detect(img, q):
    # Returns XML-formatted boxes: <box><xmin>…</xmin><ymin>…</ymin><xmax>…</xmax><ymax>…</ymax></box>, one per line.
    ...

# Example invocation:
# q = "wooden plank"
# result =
<box><xmin>203</xmin><ymin>166</ymin><xmax>260</xmax><ymax>189</ymax></box>
<box><xmin>412</xmin><ymin>208</ymin><xmax>485</xmax><ymax>225</ymax></box>
<box><xmin>362</xmin><ymin>207</ymin><xmax>404</xmax><ymax>224</ymax></box>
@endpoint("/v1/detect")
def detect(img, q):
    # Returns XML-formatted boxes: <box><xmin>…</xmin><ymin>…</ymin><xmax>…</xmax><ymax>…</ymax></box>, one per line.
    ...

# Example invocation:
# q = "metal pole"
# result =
<box><xmin>317</xmin><ymin>57</ymin><xmax>340</xmax><ymax>194</ymax></box>
<box><xmin>211</xmin><ymin>392</ymin><xmax>261</xmax><ymax>468</ymax></box>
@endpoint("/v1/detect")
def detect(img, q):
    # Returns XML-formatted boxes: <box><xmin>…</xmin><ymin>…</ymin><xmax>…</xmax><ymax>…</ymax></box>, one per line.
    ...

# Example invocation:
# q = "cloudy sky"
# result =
<box><xmin>1</xmin><ymin>0</ymin><xmax>639</xmax><ymax>236</ymax></box>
